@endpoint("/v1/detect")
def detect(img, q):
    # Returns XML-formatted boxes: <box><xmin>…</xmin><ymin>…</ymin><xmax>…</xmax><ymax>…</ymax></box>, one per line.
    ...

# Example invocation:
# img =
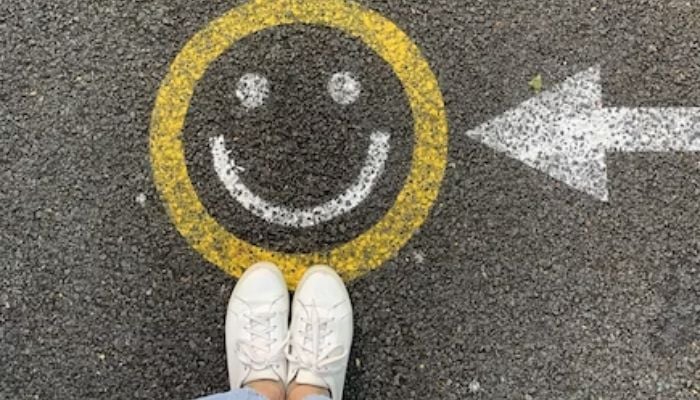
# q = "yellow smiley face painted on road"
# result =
<box><xmin>150</xmin><ymin>0</ymin><xmax>448</xmax><ymax>288</ymax></box>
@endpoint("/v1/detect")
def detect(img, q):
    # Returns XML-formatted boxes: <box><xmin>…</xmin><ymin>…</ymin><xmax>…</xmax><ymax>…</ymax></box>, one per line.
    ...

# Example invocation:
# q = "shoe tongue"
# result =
<box><xmin>244</xmin><ymin>368</ymin><xmax>281</xmax><ymax>386</ymax></box>
<box><xmin>294</xmin><ymin>369</ymin><xmax>329</xmax><ymax>390</ymax></box>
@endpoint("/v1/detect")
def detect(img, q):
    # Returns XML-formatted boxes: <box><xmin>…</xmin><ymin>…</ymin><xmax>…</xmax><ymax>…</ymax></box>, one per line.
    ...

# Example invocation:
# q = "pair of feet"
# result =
<box><xmin>226</xmin><ymin>262</ymin><xmax>353</xmax><ymax>400</ymax></box>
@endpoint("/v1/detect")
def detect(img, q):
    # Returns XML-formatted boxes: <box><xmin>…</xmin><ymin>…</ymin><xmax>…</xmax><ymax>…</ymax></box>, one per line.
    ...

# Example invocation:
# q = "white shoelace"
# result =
<box><xmin>236</xmin><ymin>312</ymin><xmax>287</xmax><ymax>371</ymax></box>
<box><xmin>286</xmin><ymin>302</ymin><xmax>348</xmax><ymax>375</ymax></box>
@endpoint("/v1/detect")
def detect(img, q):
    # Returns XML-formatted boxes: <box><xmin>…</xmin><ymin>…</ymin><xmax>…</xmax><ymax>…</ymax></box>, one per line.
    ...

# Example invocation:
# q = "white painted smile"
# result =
<box><xmin>209</xmin><ymin>71</ymin><xmax>391</xmax><ymax>228</ymax></box>
<box><xmin>210</xmin><ymin>131</ymin><xmax>390</xmax><ymax>228</ymax></box>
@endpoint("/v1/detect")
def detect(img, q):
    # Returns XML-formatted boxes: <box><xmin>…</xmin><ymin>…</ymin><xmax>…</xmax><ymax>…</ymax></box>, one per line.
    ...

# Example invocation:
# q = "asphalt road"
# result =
<box><xmin>2</xmin><ymin>0</ymin><xmax>699</xmax><ymax>399</ymax></box>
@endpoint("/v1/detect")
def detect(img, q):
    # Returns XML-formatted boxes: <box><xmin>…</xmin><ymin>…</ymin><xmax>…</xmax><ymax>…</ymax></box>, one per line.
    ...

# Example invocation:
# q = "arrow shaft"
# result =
<box><xmin>601</xmin><ymin>107</ymin><xmax>700</xmax><ymax>152</ymax></box>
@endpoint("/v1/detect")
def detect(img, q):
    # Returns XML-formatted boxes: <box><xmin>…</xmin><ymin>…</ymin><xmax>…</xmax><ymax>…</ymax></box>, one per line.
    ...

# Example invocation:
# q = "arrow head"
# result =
<box><xmin>466</xmin><ymin>66</ymin><xmax>611</xmax><ymax>201</ymax></box>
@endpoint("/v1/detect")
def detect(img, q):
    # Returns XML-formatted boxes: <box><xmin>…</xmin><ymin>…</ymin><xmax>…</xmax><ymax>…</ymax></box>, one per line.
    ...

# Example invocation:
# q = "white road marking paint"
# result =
<box><xmin>210</xmin><ymin>131</ymin><xmax>391</xmax><ymax>227</ymax></box>
<box><xmin>328</xmin><ymin>72</ymin><xmax>361</xmax><ymax>105</ymax></box>
<box><xmin>136</xmin><ymin>193</ymin><xmax>147</xmax><ymax>207</ymax></box>
<box><xmin>412</xmin><ymin>250</ymin><xmax>425</xmax><ymax>264</ymax></box>
<box><xmin>466</xmin><ymin>66</ymin><xmax>700</xmax><ymax>202</ymax></box>
<box><xmin>236</xmin><ymin>73</ymin><xmax>269</xmax><ymax>109</ymax></box>
<box><xmin>468</xmin><ymin>379</ymin><xmax>481</xmax><ymax>394</ymax></box>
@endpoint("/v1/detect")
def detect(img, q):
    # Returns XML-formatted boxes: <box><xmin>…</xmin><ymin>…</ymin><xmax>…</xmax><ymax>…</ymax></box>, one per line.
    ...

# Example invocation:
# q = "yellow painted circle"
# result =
<box><xmin>150</xmin><ymin>0</ymin><xmax>448</xmax><ymax>287</ymax></box>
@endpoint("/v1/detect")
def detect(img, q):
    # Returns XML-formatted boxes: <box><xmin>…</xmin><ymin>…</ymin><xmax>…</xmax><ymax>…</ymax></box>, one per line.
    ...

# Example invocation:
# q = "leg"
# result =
<box><xmin>287</xmin><ymin>382</ymin><xmax>332</xmax><ymax>400</ymax></box>
<box><xmin>196</xmin><ymin>388</ymin><xmax>268</xmax><ymax>400</ymax></box>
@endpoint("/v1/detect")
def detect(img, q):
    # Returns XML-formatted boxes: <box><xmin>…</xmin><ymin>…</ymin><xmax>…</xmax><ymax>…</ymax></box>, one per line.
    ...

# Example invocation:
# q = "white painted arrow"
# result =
<box><xmin>466</xmin><ymin>66</ymin><xmax>700</xmax><ymax>201</ymax></box>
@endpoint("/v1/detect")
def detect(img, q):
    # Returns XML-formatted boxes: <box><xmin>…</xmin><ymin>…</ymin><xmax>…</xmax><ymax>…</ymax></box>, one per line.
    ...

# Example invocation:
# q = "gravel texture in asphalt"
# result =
<box><xmin>2</xmin><ymin>1</ymin><xmax>699</xmax><ymax>398</ymax></box>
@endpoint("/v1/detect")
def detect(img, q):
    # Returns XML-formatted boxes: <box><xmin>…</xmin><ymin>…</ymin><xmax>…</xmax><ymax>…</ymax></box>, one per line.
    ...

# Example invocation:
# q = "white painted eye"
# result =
<box><xmin>328</xmin><ymin>72</ymin><xmax>361</xmax><ymax>105</ymax></box>
<box><xmin>236</xmin><ymin>73</ymin><xmax>269</xmax><ymax>109</ymax></box>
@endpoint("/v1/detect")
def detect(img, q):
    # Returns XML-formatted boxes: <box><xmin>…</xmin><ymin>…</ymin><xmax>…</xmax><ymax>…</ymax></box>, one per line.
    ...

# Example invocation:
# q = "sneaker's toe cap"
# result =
<box><xmin>232</xmin><ymin>262</ymin><xmax>288</xmax><ymax>304</ymax></box>
<box><xmin>296</xmin><ymin>265</ymin><xmax>351</xmax><ymax>308</ymax></box>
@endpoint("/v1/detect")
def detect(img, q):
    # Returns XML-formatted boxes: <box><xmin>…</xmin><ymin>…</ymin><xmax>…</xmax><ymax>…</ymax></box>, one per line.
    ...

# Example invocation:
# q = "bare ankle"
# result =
<box><xmin>246</xmin><ymin>379</ymin><xmax>286</xmax><ymax>400</ymax></box>
<box><xmin>287</xmin><ymin>381</ymin><xmax>330</xmax><ymax>400</ymax></box>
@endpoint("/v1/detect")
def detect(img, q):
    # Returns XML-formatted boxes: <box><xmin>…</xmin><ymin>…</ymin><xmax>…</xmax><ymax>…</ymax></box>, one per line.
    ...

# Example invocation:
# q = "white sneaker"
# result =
<box><xmin>225</xmin><ymin>262</ymin><xmax>289</xmax><ymax>389</ymax></box>
<box><xmin>286</xmin><ymin>265</ymin><xmax>353</xmax><ymax>400</ymax></box>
